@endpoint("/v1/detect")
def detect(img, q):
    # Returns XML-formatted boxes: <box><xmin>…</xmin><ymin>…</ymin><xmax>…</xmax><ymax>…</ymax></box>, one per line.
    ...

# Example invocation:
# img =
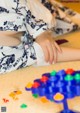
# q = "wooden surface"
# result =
<box><xmin>0</xmin><ymin>2</ymin><xmax>80</xmax><ymax>113</ymax></box>
<box><xmin>57</xmin><ymin>0</ymin><xmax>80</xmax><ymax>13</ymax></box>
<box><xmin>1</xmin><ymin>61</ymin><xmax>80</xmax><ymax>113</ymax></box>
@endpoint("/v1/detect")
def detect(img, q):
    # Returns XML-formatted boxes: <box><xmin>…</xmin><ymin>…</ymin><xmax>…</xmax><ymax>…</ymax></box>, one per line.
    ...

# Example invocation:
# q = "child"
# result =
<box><xmin>0</xmin><ymin>0</ymin><xmax>80</xmax><ymax>74</ymax></box>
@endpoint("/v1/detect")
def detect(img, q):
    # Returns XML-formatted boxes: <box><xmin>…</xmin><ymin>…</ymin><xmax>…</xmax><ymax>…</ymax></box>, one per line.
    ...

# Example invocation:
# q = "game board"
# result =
<box><xmin>25</xmin><ymin>68</ymin><xmax>80</xmax><ymax>113</ymax></box>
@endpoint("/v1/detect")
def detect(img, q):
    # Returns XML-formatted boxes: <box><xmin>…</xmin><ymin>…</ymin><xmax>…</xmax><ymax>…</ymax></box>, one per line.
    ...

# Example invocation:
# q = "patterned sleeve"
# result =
<box><xmin>25</xmin><ymin>0</ymin><xmax>57</xmax><ymax>39</ymax></box>
<box><xmin>25</xmin><ymin>2</ymin><xmax>49</xmax><ymax>39</ymax></box>
<box><xmin>0</xmin><ymin>0</ymin><xmax>27</xmax><ymax>31</ymax></box>
<box><xmin>25</xmin><ymin>9</ymin><xmax>48</xmax><ymax>39</ymax></box>
<box><xmin>40</xmin><ymin>0</ymin><xmax>55</xmax><ymax>14</ymax></box>
<box><xmin>0</xmin><ymin>0</ymin><xmax>52</xmax><ymax>39</ymax></box>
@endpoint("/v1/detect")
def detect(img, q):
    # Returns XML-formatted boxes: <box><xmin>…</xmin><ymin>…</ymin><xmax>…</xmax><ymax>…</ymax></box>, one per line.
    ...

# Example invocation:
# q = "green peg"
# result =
<box><xmin>20</xmin><ymin>104</ymin><xmax>27</xmax><ymax>108</ymax></box>
<box><xmin>50</xmin><ymin>70</ymin><xmax>56</xmax><ymax>76</ymax></box>
<box><xmin>32</xmin><ymin>94</ymin><xmax>39</xmax><ymax>98</ymax></box>
<box><xmin>74</xmin><ymin>73</ymin><xmax>80</xmax><ymax>81</ymax></box>
<box><xmin>65</xmin><ymin>74</ymin><xmax>73</xmax><ymax>81</ymax></box>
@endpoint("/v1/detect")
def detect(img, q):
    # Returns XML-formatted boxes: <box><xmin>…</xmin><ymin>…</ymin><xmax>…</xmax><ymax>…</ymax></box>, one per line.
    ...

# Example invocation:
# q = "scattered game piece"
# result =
<box><xmin>9</xmin><ymin>90</ymin><xmax>22</xmax><ymax>100</ymax></box>
<box><xmin>20</xmin><ymin>104</ymin><xmax>27</xmax><ymax>109</ymax></box>
<box><xmin>13</xmin><ymin>97</ymin><xmax>19</xmax><ymax>100</ymax></box>
<box><xmin>14</xmin><ymin>90</ymin><xmax>22</xmax><ymax>95</ymax></box>
<box><xmin>40</xmin><ymin>97</ymin><xmax>48</xmax><ymax>103</ymax></box>
<box><xmin>26</xmin><ymin>68</ymin><xmax>80</xmax><ymax>113</ymax></box>
<box><xmin>9</xmin><ymin>92</ymin><xmax>16</xmax><ymax>98</ymax></box>
<box><xmin>3</xmin><ymin>98</ymin><xmax>9</xmax><ymax>103</ymax></box>
<box><xmin>32</xmin><ymin>94</ymin><xmax>39</xmax><ymax>98</ymax></box>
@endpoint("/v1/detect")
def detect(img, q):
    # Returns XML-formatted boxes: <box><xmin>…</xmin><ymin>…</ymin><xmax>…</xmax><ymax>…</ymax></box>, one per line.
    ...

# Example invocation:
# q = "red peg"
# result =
<box><xmin>32</xmin><ymin>82</ymin><xmax>40</xmax><ymax>88</ymax></box>
<box><xmin>66</xmin><ymin>68</ymin><xmax>74</xmax><ymax>74</ymax></box>
<box><xmin>41</xmin><ymin>76</ymin><xmax>48</xmax><ymax>82</ymax></box>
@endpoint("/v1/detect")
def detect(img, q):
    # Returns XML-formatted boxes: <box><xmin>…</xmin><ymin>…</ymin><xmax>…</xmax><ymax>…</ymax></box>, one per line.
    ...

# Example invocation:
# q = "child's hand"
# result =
<box><xmin>35</xmin><ymin>31</ymin><xmax>62</xmax><ymax>64</ymax></box>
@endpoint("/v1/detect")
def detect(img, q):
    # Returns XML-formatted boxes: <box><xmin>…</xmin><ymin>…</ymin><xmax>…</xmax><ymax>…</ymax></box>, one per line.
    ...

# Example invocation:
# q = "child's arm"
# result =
<box><xmin>35</xmin><ymin>30</ymin><xmax>62</xmax><ymax>64</ymax></box>
<box><xmin>26</xmin><ymin>1</ymin><xmax>61</xmax><ymax>64</ymax></box>
<box><xmin>57</xmin><ymin>47</ymin><xmax>80</xmax><ymax>62</ymax></box>
<box><xmin>35</xmin><ymin>30</ymin><xmax>80</xmax><ymax>64</ymax></box>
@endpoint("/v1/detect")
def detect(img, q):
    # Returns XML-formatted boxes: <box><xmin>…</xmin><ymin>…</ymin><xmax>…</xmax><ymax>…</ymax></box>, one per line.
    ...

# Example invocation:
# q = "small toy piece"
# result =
<box><xmin>40</xmin><ymin>97</ymin><xmax>48</xmax><ymax>103</ymax></box>
<box><xmin>14</xmin><ymin>90</ymin><xmax>22</xmax><ymax>95</ymax></box>
<box><xmin>25</xmin><ymin>68</ymin><xmax>80</xmax><ymax>113</ymax></box>
<box><xmin>25</xmin><ymin>82</ymin><xmax>33</xmax><ymax>91</ymax></box>
<box><xmin>32</xmin><ymin>94</ymin><xmax>39</xmax><ymax>98</ymax></box>
<box><xmin>3</xmin><ymin>98</ymin><xmax>9</xmax><ymax>103</ymax></box>
<box><xmin>20</xmin><ymin>104</ymin><xmax>27</xmax><ymax>109</ymax></box>
<box><xmin>66</xmin><ymin>68</ymin><xmax>75</xmax><ymax>74</ymax></box>
<box><xmin>9</xmin><ymin>92</ymin><xmax>16</xmax><ymax>99</ymax></box>
<box><xmin>53</xmin><ymin>93</ymin><xmax>64</xmax><ymax>101</ymax></box>
<box><xmin>9</xmin><ymin>90</ymin><xmax>22</xmax><ymax>100</ymax></box>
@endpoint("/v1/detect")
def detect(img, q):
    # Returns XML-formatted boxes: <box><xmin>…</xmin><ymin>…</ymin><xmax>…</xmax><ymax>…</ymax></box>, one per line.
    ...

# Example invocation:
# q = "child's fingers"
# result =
<box><xmin>42</xmin><ymin>42</ymin><xmax>58</xmax><ymax>64</ymax></box>
<box><xmin>52</xmin><ymin>45</ymin><xmax>57</xmax><ymax>63</ymax></box>
<box><xmin>54</xmin><ymin>41</ymin><xmax>62</xmax><ymax>53</ymax></box>
<box><xmin>46</xmin><ymin>43</ymin><xmax>54</xmax><ymax>64</ymax></box>
<box><xmin>42</xmin><ymin>45</ymin><xmax>49</xmax><ymax>62</ymax></box>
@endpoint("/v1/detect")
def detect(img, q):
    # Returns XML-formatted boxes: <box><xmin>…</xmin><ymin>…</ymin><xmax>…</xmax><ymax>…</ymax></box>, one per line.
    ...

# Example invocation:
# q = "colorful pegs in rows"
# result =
<box><xmin>25</xmin><ymin>69</ymin><xmax>80</xmax><ymax>103</ymax></box>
